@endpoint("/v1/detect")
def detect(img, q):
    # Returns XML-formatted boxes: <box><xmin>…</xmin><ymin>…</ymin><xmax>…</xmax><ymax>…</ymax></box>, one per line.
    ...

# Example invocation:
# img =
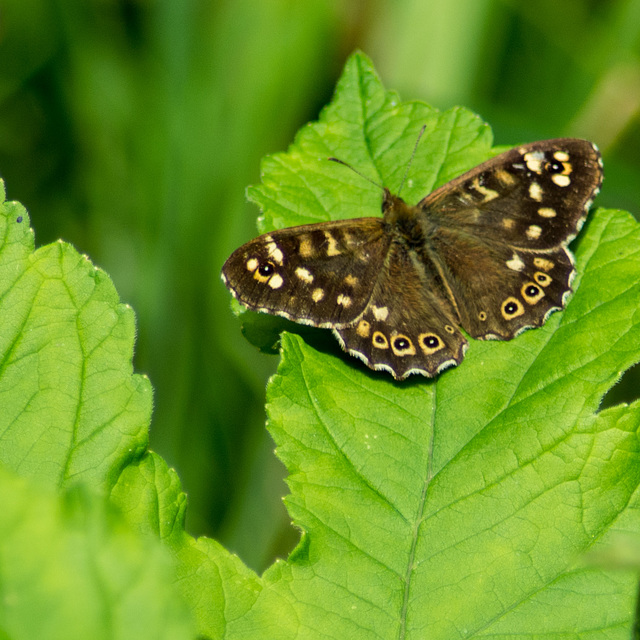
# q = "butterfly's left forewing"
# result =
<box><xmin>222</xmin><ymin>217</ymin><xmax>390</xmax><ymax>327</ymax></box>
<box><xmin>415</xmin><ymin>138</ymin><xmax>603</xmax><ymax>340</ymax></box>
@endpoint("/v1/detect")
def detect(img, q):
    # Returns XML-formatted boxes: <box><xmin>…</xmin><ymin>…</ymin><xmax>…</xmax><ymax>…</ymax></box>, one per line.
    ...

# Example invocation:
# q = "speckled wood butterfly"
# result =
<box><xmin>222</xmin><ymin>138</ymin><xmax>603</xmax><ymax>379</ymax></box>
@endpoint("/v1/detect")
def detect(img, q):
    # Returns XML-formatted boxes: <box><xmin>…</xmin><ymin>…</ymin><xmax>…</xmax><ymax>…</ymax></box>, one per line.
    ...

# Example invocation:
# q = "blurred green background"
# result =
<box><xmin>0</xmin><ymin>0</ymin><xmax>638</xmax><ymax>573</ymax></box>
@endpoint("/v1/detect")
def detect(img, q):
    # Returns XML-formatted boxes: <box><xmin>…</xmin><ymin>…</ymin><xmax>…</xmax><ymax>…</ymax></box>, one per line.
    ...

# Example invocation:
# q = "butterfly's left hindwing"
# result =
<box><xmin>334</xmin><ymin>242</ymin><xmax>468</xmax><ymax>379</ymax></box>
<box><xmin>427</xmin><ymin>230</ymin><xmax>576</xmax><ymax>339</ymax></box>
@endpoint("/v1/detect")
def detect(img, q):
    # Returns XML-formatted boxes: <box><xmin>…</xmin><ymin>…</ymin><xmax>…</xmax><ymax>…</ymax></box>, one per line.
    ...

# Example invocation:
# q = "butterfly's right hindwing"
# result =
<box><xmin>221</xmin><ymin>218</ymin><xmax>390</xmax><ymax>327</ymax></box>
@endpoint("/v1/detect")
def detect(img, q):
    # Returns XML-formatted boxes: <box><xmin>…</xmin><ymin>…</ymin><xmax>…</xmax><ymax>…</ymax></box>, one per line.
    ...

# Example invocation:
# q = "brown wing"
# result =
<box><xmin>419</xmin><ymin>138</ymin><xmax>602</xmax><ymax>250</ymax></box>
<box><xmin>425</xmin><ymin>229</ymin><xmax>575</xmax><ymax>339</ymax></box>
<box><xmin>334</xmin><ymin>241</ymin><xmax>467</xmax><ymax>379</ymax></box>
<box><xmin>413</xmin><ymin>138</ymin><xmax>602</xmax><ymax>339</ymax></box>
<box><xmin>221</xmin><ymin>218</ymin><xmax>390</xmax><ymax>327</ymax></box>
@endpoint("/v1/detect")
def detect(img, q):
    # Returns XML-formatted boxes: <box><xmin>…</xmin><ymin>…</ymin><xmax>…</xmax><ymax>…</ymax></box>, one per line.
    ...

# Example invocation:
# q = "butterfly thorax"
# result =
<box><xmin>382</xmin><ymin>188</ymin><xmax>434</xmax><ymax>247</ymax></box>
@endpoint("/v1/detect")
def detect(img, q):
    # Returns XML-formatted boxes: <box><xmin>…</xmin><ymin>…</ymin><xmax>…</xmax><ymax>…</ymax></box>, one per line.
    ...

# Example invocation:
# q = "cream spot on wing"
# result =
<box><xmin>457</xmin><ymin>192</ymin><xmax>474</xmax><ymax>205</ymax></box>
<box><xmin>337</xmin><ymin>294</ymin><xmax>352</xmax><ymax>308</ymax></box>
<box><xmin>246</xmin><ymin>258</ymin><xmax>258</xmax><ymax>272</ymax></box>
<box><xmin>495</xmin><ymin>169</ymin><xmax>516</xmax><ymax>187</ymax></box>
<box><xmin>551</xmin><ymin>173</ymin><xmax>571</xmax><ymax>187</ymax></box>
<box><xmin>501</xmin><ymin>297</ymin><xmax>524</xmax><ymax>320</ymax></box>
<box><xmin>418</xmin><ymin>333</ymin><xmax>444</xmax><ymax>355</ymax></box>
<box><xmin>344</xmin><ymin>274</ymin><xmax>358</xmax><ymax>287</ymax></box>
<box><xmin>506</xmin><ymin>253</ymin><xmax>525</xmax><ymax>271</ymax></box>
<box><xmin>554</xmin><ymin>151</ymin><xmax>570</xmax><ymax>161</ymax></box>
<box><xmin>502</xmin><ymin>217</ymin><xmax>515</xmax><ymax>230</ymax></box>
<box><xmin>534</xmin><ymin>257</ymin><xmax>555</xmax><ymax>271</ymax></box>
<box><xmin>529</xmin><ymin>182</ymin><xmax>543</xmax><ymax>202</ymax></box>
<box><xmin>391</xmin><ymin>334</ymin><xmax>416</xmax><ymax>356</ymax></box>
<box><xmin>266</xmin><ymin>242</ymin><xmax>284</xmax><ymax>265</ymax></box>
<box><xmin>268</xmin><ymin>274</ymin><xmax>284</xmax><ymax>289</ymax></box>
<box><xmin>524</xmin><ymin>151</ymin><xmax>544</xmax><ymax>173</ymax></box>
<box><xmin>356</xmin><ymin>320</ymin><xmax>370</xmax><ymax>338</ymax></box>
<box><xmin>371</xmin><ymin>305</ymin><xmax>389</xmax><ymax>321</ymax></box>
<box><xmin>538</xmin><ymin>207</ymin><xmax>556</xmax><ymax>218</ymax></box>
<box><xmin>521</xmin><ymin>282</ymin><xmax>545</xmax><ymax>305</ymax></box>
<box><xmin>372</xmin><ymin>331</ymin><xmax>389</xmax><ymax>349</ymax></box>
<box><xmin>299</xmin><ymin>236</ymin><xmax>313</xmax><ymax>258</ymax></box>
<box><xmin>253</xmin><ymin>267</ymin><xmax>272</xmax><ymax>283</ymax></box>
<box><xmin>312</xmin><ymin>288</ymin><xmax>324</xmax><ymax>302</ymax></box>
<box><xmin>324</xmin><ymin>231</ymin><xmax>341</xmax><ymax>256</ymax></box>
<box><xmin>471</xmin><ymin>177</ymin><xmax>499</xmax><ymax>202</ymax></box>
<box><xmin>534</xmin><ymin>271</ymin><xmax>552</xmax><ymax>287</ymax></box>
<box><xmin>526</xmin><ymin>224</ymin><xmax>542</xmax><ymax>240</ymax></box>
<box><xmin>295</xmin><ymin>267</ymin><xmax>313</xmax><ymax>283</ymax></box>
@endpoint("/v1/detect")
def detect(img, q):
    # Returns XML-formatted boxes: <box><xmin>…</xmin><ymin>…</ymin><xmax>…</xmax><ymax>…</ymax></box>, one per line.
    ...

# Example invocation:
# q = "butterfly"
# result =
<box><xmin>221</xmin><ymin>138</ymin><xmax>603</xmax><ymax>379</ymax></box>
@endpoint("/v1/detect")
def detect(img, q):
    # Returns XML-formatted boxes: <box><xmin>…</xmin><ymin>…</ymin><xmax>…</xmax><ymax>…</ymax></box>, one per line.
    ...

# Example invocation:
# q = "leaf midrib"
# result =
<box><xmin>398</xmin><ymin>383</ymin><xmax>437</xmax><ymax>640</ymax></box>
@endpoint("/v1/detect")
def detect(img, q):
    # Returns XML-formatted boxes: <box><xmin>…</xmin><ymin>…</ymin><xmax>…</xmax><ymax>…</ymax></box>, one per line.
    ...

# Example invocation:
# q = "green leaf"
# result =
<box><xmin>230</xmin><ymin>52</ymin><xmax>640</xmax><ymax>638</ymax></box>
<box><xmin>111</xmin><ymin>451</ymin><xmax>268</xmax><ymax>636</ymax></box>
<box><xmin>0</xmin><ymin>180</ymin><xmax>270</xmax><ymax>637</ymax></box>
<box><xmin>248</xmin><ymin>52</ymin><xmax>492</xmax><ymax>235</ymax></box>
<box><xmin>0</xmin><ymin>465</ymin><xmax>194</xmax><ymax>640</ymax></box>
<box><xmin>0</xmin><ymin>184</ymin><xmax>195</xmax><ymax>638</ymax></box>
<box><xmin>0</xmin><ymin>182</ymin><xmax>151</xmax><ymax>492</ymax></box>
<box><xmin>3</xmin><ymin>49</ymin><xmax>640</xmax><ymax>640</ymax></box>
<box><xmin>259</xmin><ymin>198</ymin><xmax>640</xmax><ymax>637</ymax></box>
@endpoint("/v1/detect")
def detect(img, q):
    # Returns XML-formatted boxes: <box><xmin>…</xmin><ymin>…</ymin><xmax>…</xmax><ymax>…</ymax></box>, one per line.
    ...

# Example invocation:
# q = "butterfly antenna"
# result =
<box><xmin>327</xmin><ymin>157</ymin><xmax>384</xmax><ymax>191</ymax></box>
<box><xmin>397</xmin><ymin>124</ymin><xmax>427</xmax><ymax>196</ymax></box>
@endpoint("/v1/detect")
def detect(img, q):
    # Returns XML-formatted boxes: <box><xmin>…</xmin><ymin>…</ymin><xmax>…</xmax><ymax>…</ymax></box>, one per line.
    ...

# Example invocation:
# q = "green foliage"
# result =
<box><xmin>3</xmin><ymin>0</ymin><xmax>640</xmax><ymax>576</ymax></box>
<box><xmin>254</xmin><ymin>53</ymin><xmax>640</xmax><ymax>638</ymax></box>
<box><xmin>0</xmin><ymin>184</ymin><xmax>192</xmax><ymax>638</ymax></box>
<box><xmin>248</xmin><ymin>54</ymin><xmax>493</xmax><ymax>233</ymax></box>
<box><xmin>0</xmin><ymin>184</ymin><xmax>151</xmax><ymax>491</ymax></box>
<box><xmin>1</xmin><ymin>51</ymin><xmax>640</xmax><ymax>639</ymax></box>
<box><xmin>0</xmin><ymin>467</ymin><xmax>193</xmax><ymax>640</ymax></box>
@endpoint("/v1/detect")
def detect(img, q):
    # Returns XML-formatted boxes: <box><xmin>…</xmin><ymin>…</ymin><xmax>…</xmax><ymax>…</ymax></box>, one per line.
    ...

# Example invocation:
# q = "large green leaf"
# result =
<box><xmin>0</xmin><ymin>184</ymin><xmax>151</xmax><ymax>491</ymax></box>
<box><xmin>0</xmin><ymin>184</ymin><xmax>194</xmax><ymax>638</ymax></box>
<box><xmin>231</xmin><ymin>52</ymin><xmax>640</xmax><ymax>638</ymax></box>
<box><xmin>1</xmin><ymin>50</ymin><xmax>639</xmax><ymax>639</ymax></box>
<box><xmin>248</xmin><ymin>54</ymin><xmax>492</xmax><ymax>234</ymax></box>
